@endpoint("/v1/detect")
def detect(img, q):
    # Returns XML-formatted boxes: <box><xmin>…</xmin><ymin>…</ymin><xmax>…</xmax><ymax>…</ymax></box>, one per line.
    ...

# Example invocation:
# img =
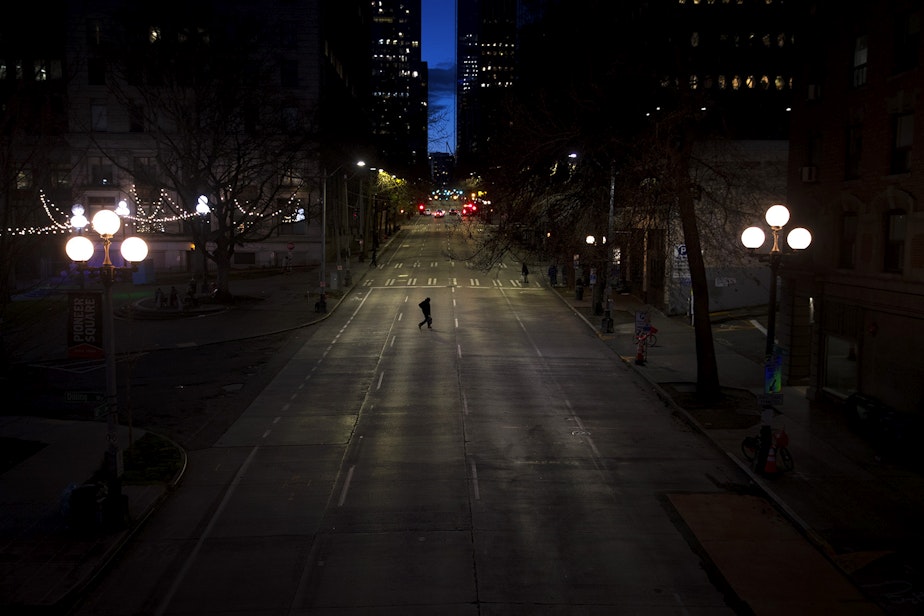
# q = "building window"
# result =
<box><xmin>280</xmin><ymin>23</ymin><xmax>297</xmax><ymax>49</ymax></box>
<box><xmin>890</xmin><ymin>113</ymin><xmax>913</xmax><ymax>174</ymax></box>
<box><xmin>883</xmin><ymin>209</ymin><xmax>906</xmax><ymax>273</ymax></box>
<box><xmin>133</xmin><ymin>157</ymin><xmax>157</xmax><ymax>182</ymax></box>
<box><xmin>824</xmin><ymin>335</ymin><xmax>858</xmax><ymax>396</ymax></box>
<box><xmin>51</xmin><ymin>163</ymin><xmax>71</xmax><ymax>187</ymax></box>
<box><xmin>280</xmin><ymin>59</ymin><xmax>298</xmax><ymax>87</ymax></box>
<box><xmin>15</xmin><ymin>169</ymin><xmax>32</xmax><ymax>190</ymax></box>
<box><xmin>87</xmin><ymin>57</ymin><xmax>105</xmax><ymax>86</ymax></box>
<box><xmin>129</xmin><ymin>101</ymin><xmax>144</xmax><ymax>132</ymax></box>
<box><xmin>853</xmin><ymin>35</ymin><xmax>868</xmax><ymax>87</ymax></box>
<box><xmin>91</xmin><ymin>103</ymin><xmax>108</xmax><ymax>131</ymax></box>
<box><xmin>893</xmin><ymin>11</ymin><xmax>920</xmax><ymax>73</ymax></box>
<box><xmin>282</xmin><ymin>106</ymin><xmax>299</xmax><ymax>131</ymax></box>
<box><xmin>845</xmin><ymin>122</ymin><xmax>862</xmax><ymax>179</ymax></box>
<box><xmin>89</xmin><ymin>157</ymin><xmax>113</xmax><ymax>186</ymax></box>
<box><xmin>838</xmin><ymin>212</ymin><xmax>858</xmax><ymax>269</ymax></box>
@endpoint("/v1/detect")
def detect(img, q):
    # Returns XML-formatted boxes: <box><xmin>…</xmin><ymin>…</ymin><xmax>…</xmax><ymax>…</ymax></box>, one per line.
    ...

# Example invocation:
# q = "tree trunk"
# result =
<box><xmin>671</xmin><ymin>140</ymin><xmax>721</xmax><ymax>401</ymax></box>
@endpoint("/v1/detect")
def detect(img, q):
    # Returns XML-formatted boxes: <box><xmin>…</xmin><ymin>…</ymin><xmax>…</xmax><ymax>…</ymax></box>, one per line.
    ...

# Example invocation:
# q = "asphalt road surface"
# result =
<box><xmin>70</xmin><ymin>216</ymin><xmax>761</xmax><ymax>614</ymax></box>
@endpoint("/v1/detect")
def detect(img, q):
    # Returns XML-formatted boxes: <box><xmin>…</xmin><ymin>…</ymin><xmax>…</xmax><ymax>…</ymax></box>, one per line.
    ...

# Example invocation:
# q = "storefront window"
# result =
<box><xmin>824</xmin><ymin>334</ymin><xmax>858</xmax><ymax>396</ymax></box>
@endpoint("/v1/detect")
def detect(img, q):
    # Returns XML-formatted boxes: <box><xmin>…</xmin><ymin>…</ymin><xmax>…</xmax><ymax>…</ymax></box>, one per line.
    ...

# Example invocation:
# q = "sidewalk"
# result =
<box><xmin>560</xmin><ymin>285</ymin><xmax>924</xmax><ymax>613</ymax></box>
<box><xmin>2</xmin><ymin>246</ymin><xmax>922</xmax><ymax>612</ymax></box>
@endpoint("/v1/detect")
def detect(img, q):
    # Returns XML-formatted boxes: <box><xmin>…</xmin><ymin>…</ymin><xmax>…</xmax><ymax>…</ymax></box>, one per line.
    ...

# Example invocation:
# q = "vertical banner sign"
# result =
<box><xmin>68</xmin><ymin>291</ymin><xmax>104</xmax><ymax>359</ymax></box>
<box><xmin>764</xmin><ymin>353</ymin><xmax>783</xmax><ymax>394</ymax></box>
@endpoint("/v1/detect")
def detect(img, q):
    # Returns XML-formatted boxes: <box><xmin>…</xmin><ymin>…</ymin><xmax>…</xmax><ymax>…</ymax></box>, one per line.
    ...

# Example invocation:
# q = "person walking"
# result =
<box><xmin>418</xmin><ymin>297</ymin><xmax>432</xmax><ymax>329</ymax></box>
<box><xmin>521</xmin><ymin>262</ymin><xmax>529</xmax><ymax>284</ymax></box>
<box><xmin>548</xmin><ymin>263</ymin><xmax>558</xmax><ymax>286</ymax></box>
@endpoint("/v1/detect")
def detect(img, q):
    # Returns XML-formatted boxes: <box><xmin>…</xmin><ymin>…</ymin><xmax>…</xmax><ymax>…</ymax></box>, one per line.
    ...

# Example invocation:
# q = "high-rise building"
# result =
<box><xmin>369</xmin><ymin>0</ymin><xmax>429</xmax><ymax>179</ymax></box>
<box><xmin>456</xmin><ymin>0</ymin><xmax>517</xmax><ymax>170</ymax></box>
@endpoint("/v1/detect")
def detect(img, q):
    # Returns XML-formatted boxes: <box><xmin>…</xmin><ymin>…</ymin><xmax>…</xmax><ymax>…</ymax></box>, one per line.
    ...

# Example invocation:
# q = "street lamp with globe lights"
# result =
<box><xmin>741</xmin><ymin>204</ymin><xmax>810</xmax><ymax>475</ymax></box>
<box><xmin>66</xmin><ymin>208</ymin><xmax>148</xmax><ymax>527</ymax></box>
<box><xmin>740</xmin><ymin>204</ymin><xmax>812</xmax><ymax>360</ymax></box>
<box><xmin>196</xmin><ymin>195</ymin><xmax>211</xmax><ymax>292</ymax></box>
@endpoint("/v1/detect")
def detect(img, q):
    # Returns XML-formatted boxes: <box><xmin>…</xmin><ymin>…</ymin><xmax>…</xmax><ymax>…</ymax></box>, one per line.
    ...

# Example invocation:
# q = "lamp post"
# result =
<box><xmin>585</xmin><ymin>234</ymin><xmax>607</xmax><ymax>317</ymax></box>
<box><xmin>741</xmin><ymin>204</ymin><xmax>812</xmax><ymax>360</ymax></box>
<box><xmin>196</xmin><ymin>195</ymin><xmax>211</xmax><ymax>292</ymax></box>
<box><xmin>318</xmin><ymin>160</ymin><xmax>364</xmax><ymax>294</ymax></box>
<box><xmin>66</xmin><ymin>208</ymin><xmax>148</xmax><ymax>527</ymax></box>
<box><xmin>741</xmin><ymin>204</ymin><xmax>811</xmax><ymax>474</ymax></box>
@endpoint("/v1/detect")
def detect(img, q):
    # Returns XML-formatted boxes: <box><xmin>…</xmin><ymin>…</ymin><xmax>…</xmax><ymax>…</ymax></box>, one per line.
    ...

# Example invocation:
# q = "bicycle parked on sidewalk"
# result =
<box><xmin>635</xmin><ymin>325</ymin><xmax>658</xmax><ymax>347</ymax></box>
<box><xmin>741</xmin><ymin>425</ymin><xmax>794</xmax><ymax>472</ymax></box>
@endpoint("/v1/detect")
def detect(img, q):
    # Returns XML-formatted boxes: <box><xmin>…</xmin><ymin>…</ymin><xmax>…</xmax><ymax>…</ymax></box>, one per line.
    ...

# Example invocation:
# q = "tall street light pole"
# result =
<box><xmin>741</xmin><ymin>204</ymin><xmax>813</xmax><ymax>361</ymax></box>
<box><xmin>66</xmin><ymin>208</ymin><xmax>148</xmax><ymax>527</ymax></box>
<box><xmin>196</xmin><ymin>195</ymin><xmax>211</xmax><ymax>292</ymax></box>
<box><xmin>741</xmin><ymin>203</ymin><xmax>811</xmax><ymax>473</ymax></box>
<box><xmin>318</xmin><ymin>160</ymin><xmax>364</xmax><ymax>295</ymax></box>
<box><xmin>321</xmin><ymin>168</ymin><xmax>330</xmax><ymax>294</ymax></box>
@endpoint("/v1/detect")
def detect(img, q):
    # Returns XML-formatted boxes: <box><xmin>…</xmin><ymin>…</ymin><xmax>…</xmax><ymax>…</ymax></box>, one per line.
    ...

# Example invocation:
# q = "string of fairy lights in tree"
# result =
<box><xmin>2</xmin><ymin>186</ymin><xmax>310</xmax><ymax>237</ymax></box>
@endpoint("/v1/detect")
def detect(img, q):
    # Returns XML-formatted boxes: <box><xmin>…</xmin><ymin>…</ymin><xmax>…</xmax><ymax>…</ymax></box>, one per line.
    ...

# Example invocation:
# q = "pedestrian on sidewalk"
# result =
<box><xmin>418</xmin><ymin>297</ymin><xmax>432</xmax><ymax>329</ymax></box>
<box><xmin>521</xmin><ymin>262</ymin><xmax>529</xmax><ymax>284</ymax></box>
<box><xmin>370</xmin><ymin>247</ymin><xmax>378</xmax><ymax>266</ymax></box>
<box><xmin>548</xmin><ymin>263</ymin><xmax>558</xmax><ymax>286</ymax></box>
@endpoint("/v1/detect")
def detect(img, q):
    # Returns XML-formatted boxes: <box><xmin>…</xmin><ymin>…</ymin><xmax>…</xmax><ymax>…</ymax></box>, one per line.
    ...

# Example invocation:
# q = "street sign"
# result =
<box><xmin>67</xmin><ymin>292</ymin><xmax>103</xmax><ymax>360</ymax></box>
<box><xmin>758</xmin><ymin>393</ymin><xmax>784</xmax><ymax>406</ymax></box>
<box><xmin>66</xmin><ymin>391</ymin><xmax>105</xmax><ymax>403</ymax></box>
<box><xmin>765</xmin><ymin>354</ymin><xmax>782</xmax><ymax>394</ymax></box>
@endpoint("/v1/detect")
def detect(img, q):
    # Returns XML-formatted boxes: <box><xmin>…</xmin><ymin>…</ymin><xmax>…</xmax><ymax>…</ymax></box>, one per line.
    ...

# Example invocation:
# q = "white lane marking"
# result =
<box><xmin>337</xmin><ymin>465</ymin><xmax>355</xmax><ymax>507</ymax></box>
<box><xmin>156</xmin><ymin>446</ymin><xmax>260</xmax><ymax>616</ymax></box>
<box><xmin>470</xmin><ymin>460</ymin><xmax>480</xmax><ymax>500</ymax></box>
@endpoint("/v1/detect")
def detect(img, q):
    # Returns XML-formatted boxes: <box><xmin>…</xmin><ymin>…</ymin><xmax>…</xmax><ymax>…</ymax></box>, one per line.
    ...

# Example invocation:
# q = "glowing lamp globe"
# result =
<box><xmin>92</xmin><ymin>209</ymin><xmax>121</xmax><ymax>236</ymax></box>
<box><xmin>196</xmin><ymin>195</ymin><xmax>210</xmax><ymax>215</ymax></box>
<box><xmin>121</xmin><ymin>237</ymin><xmax>149</xmax><ymax>262</ymax></box>
<box><xmin>66</xmin><ymin>235</ymin><xmax>95</xmax><ymax>262</ymax></box>
<box><xmin>740</xmin><ymin>227</ymin><xmax>765</xmax><ymax>249</ymax></box>
<box><xmin>765</xmin><ymin>204</ymin><xmax>791</xmax><ymax>228</ymax></box>
<box><xmin>787</xmin><ymin>227</ymin><xmax>812</xmax><ymax>250</ymax></box>
<box><xmin>70</xmin><ymin>213</ymin><xmax>88</xmax><ymax>230</ymax></box>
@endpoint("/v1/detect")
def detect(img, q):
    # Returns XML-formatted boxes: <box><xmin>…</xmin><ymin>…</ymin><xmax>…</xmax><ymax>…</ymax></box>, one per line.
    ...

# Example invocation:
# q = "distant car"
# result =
<box><xmin>424</xmin><ymin>208</ymin><xmax>432</xmax><ymax>216</ymax></box>
<box><xmin>434</xmin><ymin>209</ymin><xmax>445</xmax><ymax>218</ymax></box>
<box><xmin>448</xmin><ymin>208</ymin><xmax>458</xmax><ymax>215</ymax></box>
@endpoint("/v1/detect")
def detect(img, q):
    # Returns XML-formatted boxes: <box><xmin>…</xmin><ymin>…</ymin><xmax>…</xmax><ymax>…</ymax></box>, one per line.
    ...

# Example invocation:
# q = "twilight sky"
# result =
<box><xmin>422</xmin><ymin>0</ymin><xmax>456</xmax><ymax>155</ymax></box>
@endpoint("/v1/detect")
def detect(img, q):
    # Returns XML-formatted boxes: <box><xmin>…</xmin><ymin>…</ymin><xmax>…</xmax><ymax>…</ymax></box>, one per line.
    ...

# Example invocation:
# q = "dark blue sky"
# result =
<box><xmin>422</xmin><ymin>0</ymin><xmax>456</xmax><ymax>154</ymax></box>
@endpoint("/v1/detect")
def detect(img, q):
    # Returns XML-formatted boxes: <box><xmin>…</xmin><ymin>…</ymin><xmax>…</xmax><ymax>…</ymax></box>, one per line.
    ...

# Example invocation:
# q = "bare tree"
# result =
<box><xmin>86</xmin><ymin>9</ymin><xmax>319</xmax><ymax>301</ymax></box>
<box><xmin>467</xmin><ymin>0</ymin><xmax>789</xmax><ymax>402</ymax></box>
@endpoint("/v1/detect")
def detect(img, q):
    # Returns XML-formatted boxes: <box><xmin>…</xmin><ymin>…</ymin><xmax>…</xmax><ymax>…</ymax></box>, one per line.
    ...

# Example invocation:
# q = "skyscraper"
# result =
<box><xmin>369</xmin><ymin>0</ymin><xmax>429</xmax><ymax>179</ymax></box>
<box><xmin>456</xmin><ymin>0</ymin><xmax>517</xmax><ymax>170</ymax></box>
